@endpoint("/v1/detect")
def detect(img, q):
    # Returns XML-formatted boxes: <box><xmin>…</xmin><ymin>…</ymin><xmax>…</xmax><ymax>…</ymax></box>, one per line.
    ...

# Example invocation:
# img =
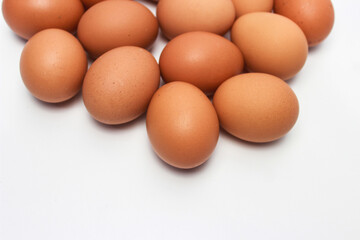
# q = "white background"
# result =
<box><xmin>1</xmin><ymin>0</ymin><xmax>360</xmax><ymax>239</ymax></box>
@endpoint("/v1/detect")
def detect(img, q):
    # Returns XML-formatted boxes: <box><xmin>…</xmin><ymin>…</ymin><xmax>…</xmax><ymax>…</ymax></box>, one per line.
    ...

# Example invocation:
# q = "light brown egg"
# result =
<box><xmin>146</xmin><ymin>82</ymin><xmax>219</xmax><ymax>169</ymax></box>
<box><xmin>77</xmin><ymin>1</ymin><xmax>158</xmax><ymax>59</ymax></box>
<box><xmin>159</xmin><ymin>31</ymin><xmax>244</xmax><ymax>95</ymax></box>
<box><xmin>2</xmin><ymin>0</ymin><xmax>84</xmax><ymax>40</ymax></box>
<box><xmin>232</xmin><ymin>0</ymin><xmax>274</xmax><ymax>18</ymax></box>
<box><xmin>231</xmin><ymin>12</ymin><xmax>308</xmax><ymax>80</ymax></box>
<box><xmin>81</xmin><ymin>0</ymin><xmax>132</xmax><ymax>9</ymax></box>
<box><xmin>274</xmin><ymin>0</ymin><xmax>335</xmax><ymax>47</ymax></box>
<box><xmin>20</xmin><ymin>29</ymin><xmax>88</xmax><ymax>103</ymax></box>
<box><xmin>82</xmin><ymin>46</ymin><xmax>160</xmax><ymax>125</ymax></box>
<box><xmin>157</xmin><ymin>0</ymin><xmax>236</xmax><ymax>40</ymax></box>
<box><xmin>213</xmin><ymin>73</ymin><xmax>299</xmax><ymax>143</ymax></box>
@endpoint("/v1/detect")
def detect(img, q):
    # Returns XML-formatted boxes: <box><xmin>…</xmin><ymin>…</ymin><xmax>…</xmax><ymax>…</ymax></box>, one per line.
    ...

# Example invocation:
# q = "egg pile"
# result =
<box><xmin>2</xmin><ymin>0</ymin><xmax>335</xmax><ymax>169</ymax></box>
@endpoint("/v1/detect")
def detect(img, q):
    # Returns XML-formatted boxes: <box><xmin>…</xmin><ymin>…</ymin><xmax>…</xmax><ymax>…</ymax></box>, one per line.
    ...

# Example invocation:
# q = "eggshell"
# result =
<box><xmin>213</xmin><ymin>73</ymin><xmax>299</xmax><ymax>143</ymax></box>
<box><xmin>274</xmin><ymin>0</ymin><xmax>335</xmax><ymax>47</ymax></box>
<box><xmin>232</xmin><ymin>0</ymin><xmax>274</xmax><ymax>18</ymax></box>
<box><xmin>77</xmin><ymin>1</ymin><xmax>158</xmax><ymax>59</ymax></box>
<box><xmin>231</xmin><ymin>12</ymin><xmax>308</xmax><ymax>80</ymax></box>
<box><xmin>2</xmin><ymin>0</ymin><xmax>84</xmax><ymax>40</ymax></box>
<box><xmin>20</xmin><ymin>29</ymin><xmax>88</xmax><ymax>103</ymax></box>
<box><xmin>82</xmin><ymin>46</ymin><xmax>160</xmax><ymax>125</ymax></box>
<box><xmin>157</xmin><ymin>0</ymin><xmax>236</xmax><ymax>40</ymax></box>
<box><xmin>81</xmin><ymin>0</ymin><xmax>132</xmax><ymax>9</ymax></box>
<box><xmin>146</xmin><ymin>82</ymin><xmax>219</xmax><ymax>169</ymax></box>
<box><xmin>159</xmin><ymin>31</ymin><xmax>244</xmax><ymax>95</ymax></box>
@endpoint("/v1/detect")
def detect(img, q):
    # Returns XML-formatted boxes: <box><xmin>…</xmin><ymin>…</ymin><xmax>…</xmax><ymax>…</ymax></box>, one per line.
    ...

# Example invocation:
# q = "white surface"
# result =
<box><xmin>1</xmin><ymin>1</ymin><xmax>360</xmax><ymax>239</ymax></box>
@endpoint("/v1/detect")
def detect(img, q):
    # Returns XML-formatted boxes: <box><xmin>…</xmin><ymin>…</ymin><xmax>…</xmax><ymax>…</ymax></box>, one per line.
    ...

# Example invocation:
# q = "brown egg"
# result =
<box><xmin>2</xmin><ymin>0</ymin><xmax>84</xmax><ymax>40</ymax></box>
<box><xmin>81</xmin><ymin>0</ymin><xmax>132</xmax><ymax>9</ymax></box>
<box><xmin>274</xmin><ymin>0</ymin><xmax>335</xmax><ymax>47</ymax></box>
<box><xmin>147</xmin><ymin>82</ymin><xmax>219</xmax><ymax>169</ymax></box>
<box><xmin>20</xmin><ymin>29</ymin><xmax>88</xmax><ymax>103</ymax></box>
<box><xmin>213</xmin><ymin>73</ymin><xmax>299</xmax><ymax>143</ymax></box>
<box><xmin>232</xmin><ymin>0</ymin><xmax>274</xmax><ymax>18</ymax></box>
<box><xmin>77</xmin><ymin>1</ymin><xmax>158</xmax><ymax>59</ymax></box>
<box><xmin>157</xmin><ymin>0</ymin><xmax>236</xmax><ymax>40</ymax></box>
<box><xmin>231</xmin><ymin>12</ymin><xmax>308</xmax><ymax>80</ymax></box>
<box><xmin>159</xmin><ymin>32</ymin><xmax>244</xmax><ymax>95</ymax></box>
<box><xmin>82</xmin><ymin>46</ymin><xmax>160</xmax><ymax>125</ymax></box>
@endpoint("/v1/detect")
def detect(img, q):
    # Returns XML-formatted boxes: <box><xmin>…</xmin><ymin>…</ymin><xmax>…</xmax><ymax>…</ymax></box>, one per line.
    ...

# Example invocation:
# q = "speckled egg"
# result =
<box><xmin>274</xmin><ymin>0</ymin><xmax>335</xmax><ymax>47</ymax></box>
<box><xmin>2</xmin><ymin>0</ymin><xmax>84</xmax><ymax>40</ymax></box>
<box><xmin>231</xmin><ymin>12</ymin><xmax>308</xmax><ymax>80</ymax></box>
<box><xmin>77</xmin><ymin>1</ymin><xmax>158</xmax><ymax>59</ymax></box>
<box><xmin>157</xmin><ymin>0</ymin><xmax>236</xmax><ymax>39</ymax></box>
<box><xmin>146</xmin><ymin>82</ymin><xmax>219</xmax><ymax>169</ymax></box>
<box><xmin>159</xmin><ymin>31</ymin><xmax>244</xmax><ymax>95</ymax></box>
<box><xmin>213</xmin><ymin>73</ymin><xmax>299</xmax><ymax>143</ymax></box>
<box><xmin>20</xmin><ymin>29</ymin><xmax>88</xmax><ymax>103</ymax></box>
<box><xmin>82</xmin><ymin>46</ymin><xmax>160</xmax><ymax>125</ymax></box>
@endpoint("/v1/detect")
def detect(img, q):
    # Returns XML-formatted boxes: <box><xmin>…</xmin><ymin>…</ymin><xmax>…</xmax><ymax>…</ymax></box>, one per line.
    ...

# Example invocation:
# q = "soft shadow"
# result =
<box><xmin>223</xmin><ymin>30</ymin><xmax>231</xmax><ymax>41</ymax></box>
<box><xmin>148</xmin><ymin>142</ymin><xmax>211</xmax><ymax>175</ymax></box>
<box><xmin>159</xmin><ymin>76</ymin><xmax>166</xmax><ymax>87</ymax></box>
<box><xmin>90</xmin><ymin>113</ymin><xmax>146</xmax><ymax>132</ymax></box>
<box><xmin>220</xmin><ymin>128</ymin><xmax>285</xmax><ymax>149</ymax></box>
<box><xmin>142</xmin><ymin>0</ymin><xmax>158</xmax><ymax>7</ymax></box>
<box><xmin>87</xmin><ymin>54</ymin><xmax>94</xmax><ymax>67</ymax></box>
<box><xmin>10</xmin><ymin>31</ymin><xmax>27</xmax><ymax>44</ymax></box>
<box><xmin>285</xmin><ymin>73</ymin><xmax>301</xmax><ymax>86</ymax></box>
<box><xmin>308</xmin><ymin>44</ymin><xmax>323</xmax><ymax>54</ymax></box>
<box><xmin>32</xmin><ymin>90</ymin><xmax>83</xmax><ymax>109</ymax></box>
<box><xmin>158</xmin><ymin>29</ymin><xmax>170</xmax><ymax>42</ymax></box>
<box><xmin>147</xmin><ymin>30</ymin><xmax>168</xmax><ymax>59</ymax></box>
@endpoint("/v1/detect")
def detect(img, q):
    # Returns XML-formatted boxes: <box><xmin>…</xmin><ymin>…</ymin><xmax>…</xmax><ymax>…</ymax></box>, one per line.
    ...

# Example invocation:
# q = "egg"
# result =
<box><xmin>77</xmin><ymin>1</ymin><xmax>158</xmax><ymax>59</ymax></box>
<box><xmin>232</xmin><ymin>0</ymin><xmax>274</xmax><ymax>18</ymax></box>
<box><xmin>2</xmin><ymin>0</ymin><xmax>84</xmax><ymax>40</ymax></box>
<box><xmin>159</xmin><ymin>31</ymin><xmax>244</xmax><ymax>95</ymax></box>
<box><xmin>20</xmin><ymin>29</ymin><xmax>87</xmax><ymax>103</ymax></box>
<box><xmin>146</xmin><ymin>82</ymin><xmax>219</xmax><ymax>169</ymax></box>
<box><xmin>157</xmin><ymin>0</ymin><xmax>236</xmax><ymax>40</ymax></box>
<box><xmin>81</xmin><ymin>0</ymin><xmax>132</xmax><ymax>9</ymax></box>
<box><xmin>231</xmin><ymin>12</ymin><xmax>308</xmax><ymax>80</ymax></box>
<box><xmin>213</xmin><ymin>73</ymin><xmax>299</xmax><ymax>143</ymax></box>
<box><xmin>82</xmin><ymin>46</ymin><xmax>160</xmax><ymax>125</ymax></box>
<box><xmin>274</xmin><ymin>0</ymin><xmax>335</xmax><ymax>47</ymax></box>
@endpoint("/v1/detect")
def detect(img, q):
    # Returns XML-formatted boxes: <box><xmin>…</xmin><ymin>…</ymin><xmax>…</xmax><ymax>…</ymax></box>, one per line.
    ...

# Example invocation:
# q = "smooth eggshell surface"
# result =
<box><xmin>159</xmin><ymin>31</ymin><xmax>244</xmax><ymax>95</ymax></box>
<box><xmin>20</xmin><ymin>29</ymin><xmax>88</xmax><ymax>103</ymax></box>
<box><xmin>77</xmin><ymin>1</ymin><xmax>158</xmax><ymax>59</ymax></box>
<box><xmin>146</xmin><ymin>82</ymin><xmax>219</xmax><ymax>169</ymax></box>
<box><xmin>157</xmin><ymin>0</ymin><xmax>236</xmax><ymax>40</ymax></box>
<box><xmin>213</xmin><ymin>73</ymin><xmax>299</xmax><ymax>143</ymax></box>
<box><xmin>231</xmin><ymin>12</ymin><xmax>308</xmax><ymax>80</ymax></box>
<box><xmin>232</xmin><ymin>0</ymin><xmax>274</xmax><ymax>18</ymax></box>
<box><xmin>2</xmin><ymin>0</ymin><xmax>84</xmax><ymax>40</ymax></box>
<box><xmin>82</xmin><ymin>46</ymin><xmax>160</xmax><ymax>125</ymax></box>
<box><xmin>274</xmin><ymin>0</ymin><xmax>335</xmax><ymax>47</ymax></box>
